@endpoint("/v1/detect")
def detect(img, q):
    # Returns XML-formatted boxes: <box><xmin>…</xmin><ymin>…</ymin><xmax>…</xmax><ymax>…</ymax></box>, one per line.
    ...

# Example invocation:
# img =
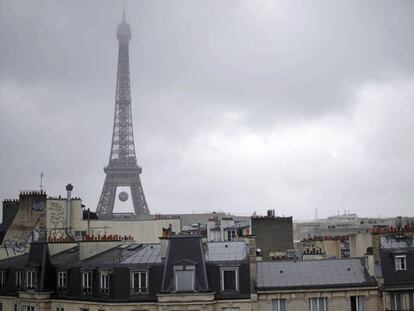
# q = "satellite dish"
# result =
<box><xmin>118</xmin><ymin>191</ymin><xmax>129</xmax><ymax>202</ymax></box>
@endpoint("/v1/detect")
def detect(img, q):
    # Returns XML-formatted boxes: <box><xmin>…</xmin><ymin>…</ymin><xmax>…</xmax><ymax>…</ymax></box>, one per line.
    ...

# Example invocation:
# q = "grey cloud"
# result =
<box><xmin>1</xmin><ymin>0</ymin><xmax>414</xmax><ymax>219</ymax></box>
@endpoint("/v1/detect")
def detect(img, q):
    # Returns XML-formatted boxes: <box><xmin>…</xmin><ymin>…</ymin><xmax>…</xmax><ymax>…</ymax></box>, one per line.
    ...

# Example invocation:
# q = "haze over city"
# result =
<box><xmin>1</xmin><ymin>0</ymin><xmax>414</xmax><ymax>219</ymax></box>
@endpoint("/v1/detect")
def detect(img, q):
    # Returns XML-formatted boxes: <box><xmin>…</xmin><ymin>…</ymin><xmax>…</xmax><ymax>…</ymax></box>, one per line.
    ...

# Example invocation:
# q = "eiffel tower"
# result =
<box><xmin>96</xmin><ymin>10</ymin><xmax>150</xmax><ymax>217</ymax></box>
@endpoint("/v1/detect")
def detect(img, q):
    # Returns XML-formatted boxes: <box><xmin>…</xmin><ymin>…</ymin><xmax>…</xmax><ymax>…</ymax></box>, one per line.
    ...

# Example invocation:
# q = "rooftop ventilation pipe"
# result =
<box><xmin>65</xmin><ymin>183</ymin><xmax>74</xmax><ymax>237</ymax></box>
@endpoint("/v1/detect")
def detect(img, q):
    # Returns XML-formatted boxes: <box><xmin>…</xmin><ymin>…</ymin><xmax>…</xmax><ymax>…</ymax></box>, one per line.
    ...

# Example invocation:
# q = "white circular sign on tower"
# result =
<box><xmin>118</xmin><ymin>191</ymin><xmax>129</xmax><ymax>202</ymax></box>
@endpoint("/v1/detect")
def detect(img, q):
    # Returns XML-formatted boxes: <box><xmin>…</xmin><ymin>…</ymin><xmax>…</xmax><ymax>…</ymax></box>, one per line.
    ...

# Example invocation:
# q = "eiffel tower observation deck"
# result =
<box><xmin>96</xmin><ymin>9</ymin><xmax>150</xmax><ymax>217</ymax></box>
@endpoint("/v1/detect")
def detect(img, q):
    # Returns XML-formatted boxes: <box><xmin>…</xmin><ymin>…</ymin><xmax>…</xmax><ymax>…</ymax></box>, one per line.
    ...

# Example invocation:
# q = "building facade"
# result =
<box><xmin>252</xmin><ymin>213</ymin><xmax>293</xmax><ymax>260</ymax></box>
<box><xmin>0</xmin><ymin>235</ymin><xmax>253</xmax><ymax>311</ymax></box>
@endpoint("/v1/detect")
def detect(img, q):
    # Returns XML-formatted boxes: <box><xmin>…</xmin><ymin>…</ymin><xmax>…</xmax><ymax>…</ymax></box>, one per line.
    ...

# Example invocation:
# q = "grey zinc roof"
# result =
<box><xmin>205</xmin><ymin>241</ymin><xmax>248</xmax><ymax>261</ymax></box>
<box><xmin>121</xmin><ymin>244</ymin><xmax>161</xmax><ymax>264</ymax></box>
<box><xmin>257</xmin><ymin>258</ymin><xmax>375</xmax><ymax>289</ymax></box>
<box><xmin>381</xmin><ymin>235</ymin><xmax>414</xmax><ymax>249</ymax></box>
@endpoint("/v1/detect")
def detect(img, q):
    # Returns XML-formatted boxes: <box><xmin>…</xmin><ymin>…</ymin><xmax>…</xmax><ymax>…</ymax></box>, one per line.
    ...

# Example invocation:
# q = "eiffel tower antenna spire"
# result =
<box><xmin>96</xmin><ymin>5</ymin><xmax>150</xmax><ymax>217</ymax></box>
<box><xmin>122</xmin><ymin>0</ymin><xmax>126</xmax><ymax>23</ymax></box>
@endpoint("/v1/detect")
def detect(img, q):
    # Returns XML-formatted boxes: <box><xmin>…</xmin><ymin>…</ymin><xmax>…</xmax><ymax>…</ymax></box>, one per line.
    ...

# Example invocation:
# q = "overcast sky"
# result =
<box><xmin>1</xmin><ymin>0</ymin><xmax>414</xmax><ymax>220</ymax></box>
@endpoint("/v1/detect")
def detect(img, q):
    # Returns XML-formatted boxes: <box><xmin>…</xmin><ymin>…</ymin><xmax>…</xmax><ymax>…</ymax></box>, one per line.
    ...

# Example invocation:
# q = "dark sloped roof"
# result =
<box><xmin>257</xmin><ymin>258</ymin><xmax>376</xmax><ymax>290</ymax></box>
<box><xmin>161</xmin><ymin>236</ymin><xmax>209</xmax><ymax>292</ymax></box>
<box><xmin>0</xmin><ymin>253</ymin><xmax>28</xmax><ymax>269</ymax></box>
<box><xmin>51</xmin><ymin>243</ymin><xmax>162</xmax><ymax>268</ymax></box>
<box><xmin>50</xmin><ymin>246</ymin><xmax>80</xmax><ymax>267</ymax></box>
<box><xmin>81</xmin><ymin>243</ymin><xmax>161</xmax><ymax>267</ymax></box>
<box><xmin>380</xmin><ymin>248</ymin><xmax>414</xmax><ymax>288</ymax></box>
<box><xmin>0</xmin><ymin>202</ymin><xmax>19</xmax><ymax>243</ymax></box>
<box><xmin>121</xmin><ymin>244</ymin><xmax>161</xmax><ymax>264</ymax></box>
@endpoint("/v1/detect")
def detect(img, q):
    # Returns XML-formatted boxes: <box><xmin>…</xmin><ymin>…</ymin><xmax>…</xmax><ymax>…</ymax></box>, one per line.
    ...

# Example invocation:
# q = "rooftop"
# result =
<box><xmin>381</xmin><ymin>235</ymin><xmax>414</xmax><ymax>249</ymax></box>
<box><xmin>257</xmin><ymin>258</ymin><xmax>376</xmax><ymax>290</ymax></box>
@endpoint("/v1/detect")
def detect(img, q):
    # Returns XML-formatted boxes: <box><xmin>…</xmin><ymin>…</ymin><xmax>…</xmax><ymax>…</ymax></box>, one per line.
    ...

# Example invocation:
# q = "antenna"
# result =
<box><xmin>40</xmin><ymin>172</ymin><xmax>44</xmax><ymax>191</ymax></box>
<box><xmin>122</xmin><ymin>0</ymin><xmax>126</xmax><ymax>22</ymax></box>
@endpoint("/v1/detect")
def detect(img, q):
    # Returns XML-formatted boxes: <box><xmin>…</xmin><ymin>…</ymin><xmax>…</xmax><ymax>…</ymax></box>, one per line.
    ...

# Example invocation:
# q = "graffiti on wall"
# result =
<box><xmin>48</xmin><ymin>201</ymin><xmax>66</xmax><ymax>239</ymax></box>
<box><xmin>3</xmin><ymin>214</ymin><xmax>45</xmax><ymax>256</ymax></box>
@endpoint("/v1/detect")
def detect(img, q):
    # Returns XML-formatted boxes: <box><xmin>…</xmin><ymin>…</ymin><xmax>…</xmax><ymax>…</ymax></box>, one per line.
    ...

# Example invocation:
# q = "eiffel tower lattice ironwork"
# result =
<box><xmin>96</xmin><ymin>11</ymin><xmax>150</xmax><ymax>217</ymax></box>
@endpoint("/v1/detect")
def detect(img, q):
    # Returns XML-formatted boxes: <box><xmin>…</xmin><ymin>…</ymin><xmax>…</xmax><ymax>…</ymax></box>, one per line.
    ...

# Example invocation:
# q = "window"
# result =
<box><xmin>309</xmin><ymin>298</ymin><xmax>327</xmax><ymax>311</ymax></box>
<box><xmin>395</xmin><ymin>255</ymin><xmax>407</xmax><ymax>271</ymax></box>
<box><xmin>100</xmin><ymin>272</ymin><xmax>109</xmax><ymax>295</ymax></box>
<box><xmin>272</xmin><ymin>299</ymin><xmax>287</xmax><ymax>311</ymax></box>
<box><xmin>221</xmin><ymin>267</ymin><xmax>239</xmax><ymax>292</ymax></box>
<box><xmin>226</xmin><ymin>230</ymin><xmax>237</xmax><ymax>241</ymax></box>
<box><xmin>26</xmin><ymin>271</ymin><xmax>35</xmax><ymax>290</ymax></box>
<box><xmin>350</xmin><ymin>296</ymin><xmax>365</xmax><ymax>311</ymax></box>
<box><xmin>131</xmin><ymin>271</ymin><xmax>148</xmax><ymax>294</ymax></box>
<box><xmin>57</xmin><ymin>272</ymin><xmax>67</xmax><ymax>291</ymax></box>
<box><xmin>222</xmin><ymin>309</ymin><xmax>239</xmax><ymax>311</ymax></box>
<box><xmin>81</xmin><ymin>271</ymin><xmax>92</xmax><ymax>294</ymax></box>
<box><xmin>390</xmin><ymin>293</ymin><xmax>402</xmax><ymax>310</ymax></box>
<box><xmin>56</xmin><ymin>308</ymin><xmax>64</xmax><ymax>311</ymax></box>
<box><xmin>16</xmin><ymin>271</ymin><xmax>23</xmax><ymax>289</ymax></box>
<box><xmin>174</xmin><ymin>265</ymin><xmax>195</xmax><ymax>292</ymax></box>
<box><xmin>0</xmin><ymin>271</ymin><xmax>5</xmax><ymax>288</ymax></box>
<box><xmin>14</xmin><ymin>304</ymin><xmax>18</xmax><ymax>311</ymax></box>
<box><xmin>79</xmin><ymin>308</ymin><xmax>88</xmax><ymax>311</ymax></box>
<box><xmin>25</xmin><ymin>307</ymin><xmax>34</xmax><ymax>311</ymax></box>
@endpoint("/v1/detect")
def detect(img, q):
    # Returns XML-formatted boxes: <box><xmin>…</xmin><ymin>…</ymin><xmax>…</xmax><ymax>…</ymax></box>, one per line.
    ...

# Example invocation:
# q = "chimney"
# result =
<box><xmin>65</xmin><ymin>183</ymin><xmax>73</xmax><ymax>237</ymax></box>
<box><xmin>396</xmin><ymin>216</ymin><xmax>402</xmax><ymax>232</ymax></box>
<box><xmin>160</xmin><ymin>237</ymin><xmax>169</xmax><ymax>259</ymax></box>
<box><xmin>248</xmin><ymin>235</ymin><xmax>258</xmax><ymax>300</ymax></box>
<box><xmin>364</xmin><ymin>254</ymin><xmax>375</xmax><ymax>277</ymax></box>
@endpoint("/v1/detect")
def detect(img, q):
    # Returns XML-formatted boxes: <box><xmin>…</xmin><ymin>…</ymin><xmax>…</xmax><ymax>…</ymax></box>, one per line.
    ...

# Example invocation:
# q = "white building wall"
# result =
<box><xmin>46</xmin><ymin>199</ymin><xmax>180</xmax><ymax>244</ymax></box>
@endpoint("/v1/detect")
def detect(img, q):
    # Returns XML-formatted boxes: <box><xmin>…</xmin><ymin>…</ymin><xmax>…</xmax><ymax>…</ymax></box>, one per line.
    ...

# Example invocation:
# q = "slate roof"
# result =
<box><xmin>0</xmin><ymin>202</ymin><xmax>19</xmax><ymax>243</ymax></box>
<box><xmin>206</xmin><ymin>241</ymin><xmax>248</xmax><ymax>262</ymax></box>
<box><xmin>257</xmin><ymin>258</ymin><xmax>376</xmax><ymax>290</ymax></box>
<box><xmin>50</xmin><ymin>243</ymin><xmax>161</xmax><ymax>268</ymax></box>
<box><xmin>0</xmin><ymin>253</ymin><xmax>28</xmax><ymax>269</ymax></box>
<box><xmin>381</xmin><ymin>235</ymin><xmax>414</xmax><ymax>249</ymax></box>
<box><xmin>50</xmin><ymin>241</ymin><xmax>247</xmax><ymax>267</ymax></box>
<box><xmin>380</xmin><ymin>235</ymin><xmax>414</xmax><ymax>289</ymax></box>
<box><xmin>161</xmin><ymin>236</ymin><xmax>209</xmax><ymax>292</ymax></box>
<box><xmin>121</xmin><ymin>244</ymin><xmax>161</xmax><ymax>264</ymax></box>
<box><xmin>50</xmin><ymin>246</ymin><xmax>79</xmax><ymax>267</ymax></box>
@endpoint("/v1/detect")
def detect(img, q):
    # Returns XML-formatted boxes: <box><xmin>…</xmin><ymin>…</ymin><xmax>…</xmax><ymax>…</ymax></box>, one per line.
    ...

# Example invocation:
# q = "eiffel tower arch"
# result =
<box><xmin>96</xmin><ymin>10</ymin><xmax>150</xmax><ymax>217</ymax></box>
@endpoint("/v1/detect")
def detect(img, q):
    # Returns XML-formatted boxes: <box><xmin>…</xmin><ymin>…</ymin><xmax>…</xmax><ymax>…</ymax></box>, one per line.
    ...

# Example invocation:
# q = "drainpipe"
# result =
<box><xmin>87</xmin><ymin>208</ymin><xmax>91</xmax><ymax>236</ymax></box>
<box><xmin>65</xmin><ymin>183</ymin><xmax>74</xmax><ymax>237</ymax></box>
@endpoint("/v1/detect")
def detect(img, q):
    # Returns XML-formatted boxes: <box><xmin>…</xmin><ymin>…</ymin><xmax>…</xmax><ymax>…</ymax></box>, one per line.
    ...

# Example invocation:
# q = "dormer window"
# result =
<box><xmin>26</xmin><ymin>271</ymin><xmax>35</xmax><ymax>290</ymax></box>
<box><xmin>81</xmin><ymin>271</ymin><xmax>92</xmax><ymax>294</ymax></box>
<box><xmin>0</xmin><ymin>271</ymin><xmax>5</xmax><ymax>288</ymax></box>
<box><xmin>16</xmin><ymin>271</ymin><xmax>23</xmax><ymax>289</ymax></box>
<box><xmin>131</xmin><ymin>271</ymin><xmax>148</xmax><ymax>294</ymax></box>
<box><xmin>220</xmin><ymin>267</ymin><xmax>239</xmax><ymax>292</ymax></box>
<box><xmin>395</xmin><ymin>255</ymin><xmax>407</xmax><ymax>271</ymax></box>
<box><xmin>57</xmin><ymin>271</ymin><xmax>67</xmax><ymax>292</ymax></box>
<box><xmin>100</xmin><ymin>271</ymin><xmax>110</xmax><ymax>295</ymax></box>
<box><xmin>174</xmin><ymin>265</ymin><xmax>195</xmax><ymax>292</ymax></box>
